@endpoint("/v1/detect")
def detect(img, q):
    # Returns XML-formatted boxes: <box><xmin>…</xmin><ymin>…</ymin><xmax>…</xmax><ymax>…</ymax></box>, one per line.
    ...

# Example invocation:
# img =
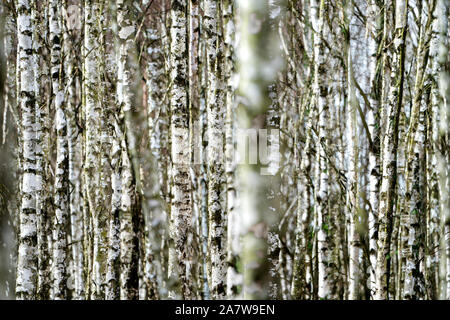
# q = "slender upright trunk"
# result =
<box><xmin>223</xmin><ymin>0</ymin><xmax>240</xmax><ymax>299</ymax></box>
<box><xmin>402</xmin><ymin>0</ymin><xmax>436</xmax><ymax>300</ymax></box>
<box><xmin>375</xmin><ymin>0</ymin><xmax>408</xmax><ymax>300</ymax></box>
<box><xmin>83</xmin><ymin>0</ymin><xmax>103</xmax><ymax>299</ymax></box>
<box><xmin>34</xmin><ymin>2</ymin><xmax>52</xmax><ymax>300</ymax></box>
<box><xmin>64</xmin><ymin>0</ymin><xmax>84</xmax><ymax>300</ymax></box>
<box><xmin>204</xmin><ymin>0</ymin><xmax>227</xmax><ymax>299</ymax></box>
<box><xmin>312</xmin><ymin>0</ymin><xmax>334</xmax><ymax>300</ymax></box>
<box><xmin>238</xmin><ymin>0</ymin><xmax>282</xmax><ymax>299</ymax></box>
<box><xmin>105</xmin><ymin>123</ymin><xmax>121</xmax><ymax>300</ymax></box>
<box><xmin>98</xmin><ymin>0</ymin><xmax>113</xmax><ymax>301</ymax></box>
<box><xmin>426</xmin><ymin>0</ymin><xmax>441</xmax><ymax>299</ymax></box>
<box><xmin>198</xmin><ymin>22</ymin><xmax>211</xmax><ymax>299</ymax></box>
<box><xmin>143</xmin><ymin>17</ymin><xmax>169</xmax><ymax>300</ymax></box>
<box><xmin>15</xmin><ymin>0</ymin><xmax>39</xmax><ymax>300</ymax></box>
<box><xmin>169</xmin><ymin>0</ymin><xmax>194</xmax><ymax>299</ymax></box>
<box><xmin>267</xmin><ymin>84</ymin><xmax>281</xmax><ymax>300</ymax></box>
<box><xmin>292</xmin><ymin>1</ymin><xmax>315</xmax><ymax>300</ymax></box>
<box><xmin>49</xmin><ymin>0</ymin><xmax>69</xmax><ymax>299</ymax></box>
<box><xmin>116</xmin><ymin>0</ymin><xmax>141</xmax><ymax>300</ymax></box>
<box><xmin>367</xmin><ymin>0</ymin><xmax>382</xmax><ymax>295</ymax></box>
<box><xmin>346</xmin><ymin>4</ymin><xmax>360</xmax><ymax>299</ymax></box>
<box><xmin>433</xmin><ymin>0</ymin><xmax>449</xmax><ymax>300</ymax></box>
<box><xmin>105</xmin><ymin>2</ymin><xmax>121</xmax><ymax>300</ymax></box>
<box><xmin>292</xmin><ymin>105</ymin><xmax>313</xmax><ymax>300</ymax></box>
<box><xmin>266</xmin><ymin>0</ymin><xmax>284</xmax><ymax>300</ymax></box>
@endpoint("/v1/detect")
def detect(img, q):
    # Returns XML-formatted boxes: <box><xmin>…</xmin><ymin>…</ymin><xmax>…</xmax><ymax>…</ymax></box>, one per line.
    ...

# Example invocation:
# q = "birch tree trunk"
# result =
<box><xmin>64</xmin><ymin>0</ymin><xmax>84</xmax><ymax>300</ymax></box>
<box><xmin>105</xmin><ymin>121</ymin><xmax>121</xmax><ymax>300</ymax></box>
<box><xmin>266</xmin><ymin>84</ymin><xmax>282</xmax><ymax>300</ymax></box>
<box><xmin>50</xmin><ymin>0</ymin><xmax>69</xmax><ymax>299</ymax></box>
<box><xmin>223</xmin><ymin>0</ymin><xmax>240</xmax><ymax>299</ymax></box>
<box><xmin>98</xmin><ymin>0</ymin><xmax>113</xmax><ymax>300</ymax></box>
<box><xmin>433</xmin><ymin>0</ymin><xmax>449</xmax><ymax>300</ymax></box>
<box><xmin>367</xmin><ymin>0</ymin><xmax>382</xmax><ymax>295</ymax></box>
<box><xmin>143</xmin><ymin>19</ymin><xmax>168</xmax><ymax>301</ymax></box>
<box><xmin>103</xmin><ymin>2</ymin><xmax>120</xmax><ymax>301</ymax></box>
<box><xmin>425</xmin><ymin>0</ymin><xmax>444</xmax><ymax>298</ymax></box>
<box><xmin>266</xmin><ymin>1</ymin><xmax>284</xmax><ymax>300</ymax></box>
<box><xmin>34</xmin><ymin>1</ymin><xmax>52</xmax><ymax>300</ymax></box>
<box><xmin>15</xmin><ymin>0</ymin><xmax>39</xmax><ymax>300</ymax></box>
<box><xmin>375</xmin><ymin>0</ymin><xmax>408</xmax><ymax>300</ymax></box>
<box><xmin>198</xmin><ymin>23</ymin><xmax>211</xmax><ymax>299</ymax></box>
<box><xmin>116</xmin><ymin>0</ymin><xmax>142</xmax><ymax>300</ymax></box>
<box><xmin>346</xmin><ymin>4</ymin><xmax>360</xmax><ymax>298</ymax></box>
<box><xmin>292</xmin><ymin>103</ymin><xmax>313</xmax><ymax>300</ymax></box>
<box><xmin>83</xmin><ymin>0</ymin><xmax>104</xmax><ymax>299</ymax></box>
<box><xmin>292</xmin><ymin>1</ymin><xmax>315</xmax><ymax>300</ymax></box>
<box><xmin>204</xmin><ymin>0</ymin><xmax>227</xmax><ymax>299</ymax></box>
<box><xmin>312</xmin><ymin>0</ymin><xmax>335</xmax><ymax>300</ymax></box>
<box><xmin>402</xmin><ymin>0</ymin><xmax>436</xmax><ymax>299</ymax></box>
<box><xmin>169</xmin><ymin>0</ymin><xmax>194</xmax><ymax>299</ymax></box>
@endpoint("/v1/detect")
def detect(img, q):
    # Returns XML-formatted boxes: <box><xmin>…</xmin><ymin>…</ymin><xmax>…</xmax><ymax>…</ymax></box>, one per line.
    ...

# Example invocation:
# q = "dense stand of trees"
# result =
<box><xmin>0</xmin><ymin>0</ymin><xmax>448</xmax><ymax>300</ymax></box>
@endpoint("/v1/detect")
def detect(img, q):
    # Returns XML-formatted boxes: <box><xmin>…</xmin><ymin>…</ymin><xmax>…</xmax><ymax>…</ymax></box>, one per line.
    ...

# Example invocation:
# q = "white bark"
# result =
<box><xmin>15</xmin><ymin>0</ymin><xmax>39</xmax><ymax>300</ymax></box>
<box><xmin>169</xmin><ymin>0</ymin><xmax>194</xmax><ymax>299</ymax></box>
<box><xmin>63</xmin><ymin>0</ymin><xmax>84</xmax><ymax>299</ymax></box>
<box><xmin>375</xmin><ymin>0</ymin><xmax>408</xmax><ymax>300</ymax></box>
<box><xmin>312</xmin><ymin>0</ymin><xmax>334</xmax><ymax>299</ymax></box>
<box><xmin>367</xmin><ymin>0</ymin><xmax>382</xmax><ymax>294</ymax></box>
<box><xmin>32</xmin><ymin>2</ymin><xmax>52</xmax><ymax>300</ymax></box>
<box><xmin>402</xmin><ymin>0</ymin><xmax>436</xmax><ymax>299</ymax></box>
<box><xmin>83</xmin><ymin>0</ymin><xmax>104</xmax><ymax>299</ymax></box>
<box><xmin>204</xmin><ymin>0</ymin><xmax>227</xmax><ymax>299</ymax></box>
<box><xmin>50</xmin><ymin>0</ymin><xmax>69</xmax><ymax>299</ymax></box>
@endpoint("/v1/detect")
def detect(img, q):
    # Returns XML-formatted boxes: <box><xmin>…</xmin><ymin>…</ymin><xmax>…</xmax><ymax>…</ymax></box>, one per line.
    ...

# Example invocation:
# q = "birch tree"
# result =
<box><xmin>375</xmin><ymin>0</ymin><xmax>409</xmax><ymax>300</ymax></box>
<box><xmin>169</xmin><ymin>0</ymin><xmax>195</xmax><ymax>299</ymax></box>
<box><xmin>34</xmin><ymin>1</ymin><xmax>52</xmax><ymax>300</ymax></box>
<box><xmin>367</xmin><ymin>0</ymin><xmax>382</xmax><ymax>294</ymax></box>
<box><xmin>63</xmin><ymin>0</ymin><xmax>85</xmax><ymax>300</ymax></box>
<box><xmin>433</xmin><ymin>0</ymin><xmax>449</xmax><ymax>300</ymax></box>
<box><xmin>223</xmin><ymin>0</ymin><xmax>241</xmax><ymax>299</ymax></box>
<box><xmin>50</xmin><ymin>0</ymin><xmax>69</xmax><ymax>299</ymax></box>
<box><xmin>346</xmin><ymin>2</ymin><xmax>360</xmax><ymax>299</ymax></box>
<box><xmin>15</xmin><ymin>0</ymin><xmax>39</xmax><ymax>300</ymax></box>
<box><xmin>204</xmin><ymin>0</ymin><xmax>227</xmax><ymax>299</ymax></box>
<box><xmin>83</xmin><ymin>0</ymin><xmax>104</xmax><ymax>299</ymax></box>
<box><xmin>311</xmin><ymin>0</ymin><xmax>336</xmax><ymax>300</ymax></box>
<box><xmin>401</xmin><ymin>0</ymin><xmax>436</xmax><ymax>300</ymax></box>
